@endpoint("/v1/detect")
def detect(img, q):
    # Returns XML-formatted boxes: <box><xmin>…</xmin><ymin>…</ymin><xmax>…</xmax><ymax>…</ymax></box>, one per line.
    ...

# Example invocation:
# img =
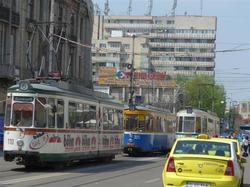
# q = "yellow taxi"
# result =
<box><xmin>162</xmin><ymin>135</ymin><xmax>246</xmax><ymax>187</ymax></box>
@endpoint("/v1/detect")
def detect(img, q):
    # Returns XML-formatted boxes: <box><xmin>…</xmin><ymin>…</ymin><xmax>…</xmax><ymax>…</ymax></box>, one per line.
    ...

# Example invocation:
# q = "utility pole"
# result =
<box><xmin>129</xmin><ymin>34</ymin><xmax>135</xmax><ymax>109</ymax></box>
<box><xmin>8</xmin><ymin>0</ymin><xmax>13</xmax><ymax>66</ymax></box>
<box><xmin>49</xmin><ymin>0</ymin><xmax>55</xmax><ymax>73</ymax></box>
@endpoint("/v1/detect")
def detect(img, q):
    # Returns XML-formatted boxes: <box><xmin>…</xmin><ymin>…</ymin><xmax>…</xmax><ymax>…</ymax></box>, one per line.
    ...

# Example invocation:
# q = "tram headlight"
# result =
<box><xmin>17</xmin><ymin>139</ymin><xmax>24</xmax><ymax>147</ymax></box>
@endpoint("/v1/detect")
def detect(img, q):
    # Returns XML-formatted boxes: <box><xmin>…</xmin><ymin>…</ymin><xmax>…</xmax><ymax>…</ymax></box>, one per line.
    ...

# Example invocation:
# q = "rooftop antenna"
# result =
<box><xmin>127</xmin><ymin>0</ymin><xmax>132</xmax><ymax>15</ymax></box>
<box><xmin>200</xmin><ymin>0</ymin><xmax>203</xmax><ymax>16</ymax></box>
<box><xmin>145</xmin><ymin>0</ymin><xmax>153</xmax><ymax>16</ymax></box>
<box><xmin>171</xmin><ymin>0</ymin><xmax>177</xmax><ymax>16</ymax></box>
<box><xmin>104</xmin><ymin>0</ymin><xmax>110</xmax><ymax>16</ymax></box>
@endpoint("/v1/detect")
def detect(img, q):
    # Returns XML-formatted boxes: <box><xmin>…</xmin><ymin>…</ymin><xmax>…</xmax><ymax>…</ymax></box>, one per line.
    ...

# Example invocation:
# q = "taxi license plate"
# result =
<box><xmin>186</xmin><ymin>182</ymin><xmax>210</xmax><ymax>187</ymax></box>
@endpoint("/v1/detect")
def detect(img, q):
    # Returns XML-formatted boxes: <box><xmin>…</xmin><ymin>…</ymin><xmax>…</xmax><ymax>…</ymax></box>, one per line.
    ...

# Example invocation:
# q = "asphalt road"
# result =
<box><xmin>0</xmin><ymin>152</ymin><xmax>249</xmax><ymax>187</ymax></box>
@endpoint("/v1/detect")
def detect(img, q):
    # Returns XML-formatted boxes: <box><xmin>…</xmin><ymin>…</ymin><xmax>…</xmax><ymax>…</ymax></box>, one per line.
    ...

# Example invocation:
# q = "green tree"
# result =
<box><xmin>176</xmin><ymin>75</ymin><xmax>225</xmax><ymax>118</ymax></box>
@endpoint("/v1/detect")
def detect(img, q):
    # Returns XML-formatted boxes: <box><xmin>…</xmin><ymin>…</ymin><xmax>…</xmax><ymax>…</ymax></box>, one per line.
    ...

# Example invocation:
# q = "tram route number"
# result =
<box><xmin>8</xmin><ymin>139</ymin><xmax>14</xmax><ymax>145</ymax></box>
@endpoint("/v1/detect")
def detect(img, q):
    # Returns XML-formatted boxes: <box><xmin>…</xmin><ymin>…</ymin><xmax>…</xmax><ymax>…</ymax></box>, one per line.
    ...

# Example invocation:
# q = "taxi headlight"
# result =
<box><xmin>17</xmin><ymin>139</ymin><xmax>24</xmax><ymax>147</ymax></box>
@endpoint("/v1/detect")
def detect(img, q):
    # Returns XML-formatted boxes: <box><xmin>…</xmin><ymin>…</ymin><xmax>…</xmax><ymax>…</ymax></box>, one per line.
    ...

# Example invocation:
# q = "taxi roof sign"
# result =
<box><xmin>197</xmin><ymin>134</ymin><xmax>209</xmax><ymax>139</ymax></box>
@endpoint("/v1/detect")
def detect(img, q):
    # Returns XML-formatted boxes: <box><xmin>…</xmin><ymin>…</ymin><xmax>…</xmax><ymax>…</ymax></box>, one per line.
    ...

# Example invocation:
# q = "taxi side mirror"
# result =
<box><xmin>241</xmin><ymin>157</ymin><xmax>247</xmax><ymax>163</ymax></box>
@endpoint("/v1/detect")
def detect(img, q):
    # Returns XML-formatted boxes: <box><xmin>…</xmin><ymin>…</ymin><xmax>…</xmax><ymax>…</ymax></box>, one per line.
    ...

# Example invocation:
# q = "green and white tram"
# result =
<box><xmin>176</xmin><ymin>107</ymin><xmax>220</xmax><ymax>138</ymax></box>
<box><xmin>3</xmin><ymin>80</ymin><xmax>124</xmax><ymax>168</ymax></box>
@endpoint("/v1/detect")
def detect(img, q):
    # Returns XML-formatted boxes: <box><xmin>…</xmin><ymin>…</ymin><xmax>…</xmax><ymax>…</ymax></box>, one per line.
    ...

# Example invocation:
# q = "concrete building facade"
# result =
<box><xmin>0</xmin><ymin>0</ymin><xmax>94</xmax><ymax>113</ymax></box>
<box><xmin>92</xmin><ymin>15</ymin><xmax>217</xmax><ymax>77</ymax></box>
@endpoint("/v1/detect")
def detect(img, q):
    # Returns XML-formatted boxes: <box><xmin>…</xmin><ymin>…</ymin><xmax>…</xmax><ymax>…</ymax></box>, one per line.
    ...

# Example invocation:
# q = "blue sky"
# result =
<box><xmin>92</xmin><ymin>0</ymin><xmax>250</xmax><ymax>102</ymax></box>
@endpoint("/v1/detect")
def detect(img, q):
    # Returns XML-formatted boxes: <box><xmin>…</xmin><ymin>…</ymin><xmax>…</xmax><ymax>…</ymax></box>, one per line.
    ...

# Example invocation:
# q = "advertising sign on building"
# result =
<box><xmin>97</xmin><ymin>67</ymin><xmax>176</xmax><ymax>88</ymax></box>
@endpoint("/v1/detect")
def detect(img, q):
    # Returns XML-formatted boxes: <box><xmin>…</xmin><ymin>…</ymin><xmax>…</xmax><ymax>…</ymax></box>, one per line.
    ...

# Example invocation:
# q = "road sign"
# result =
<box><xmin>116</xmin><ymin>71</ymin><xmax>126</xmax><ymax>79</ymax></box>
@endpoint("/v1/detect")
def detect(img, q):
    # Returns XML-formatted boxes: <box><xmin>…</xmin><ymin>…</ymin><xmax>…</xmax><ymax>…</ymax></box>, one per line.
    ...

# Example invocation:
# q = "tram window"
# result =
<box><xmin>196</xmin><ymin>117</ymin><xmax>201</xmax><ymax>133</ymax></box>
<box><xmin>81</xmin><ymin>104</ymin><xmax>96</xmax><ymax>130</ymax></box>
<box><xmin>12</xmin><ymin>103</ymin><xmax>33</xmax><ymax>127</ymax></box>
<box><xmin>124</xmin><ymin>114</ymin><xmax>138</xmax><ymax>131</ymax></box>
<box><xmin>35</xmin><ymin>97</ymin><xmax>47</xmax><ymax>128</ymax></box>
<box><xmin>118</xmin><ymin>110</ymin><xmax>123</xmax><ymax>130</ymax></box>
<box><xmin>69</xmin><ymin>102</ymin><xmax>77</xmax><ymax>129</ymax></box>
<box><xmin>178</xmin><ymin>116</ymin><xmax>183</xmax><ymax>132</ymax></box>
<box><xmin>202</xmin><ymin>118</ymin><xmax>207</xmax><ymax>133</ymax></box>
<box><xmin>208</xmin><ymin>118</ymin><xmax>213</xmax><ymax>123</ymax></box>
<box><xmin>166</xmin><ymin>120</ymin><xmax>173</xmax><ymax>133</ymax></box>
<box><xmin>4</xmin><ymin>97</ymin><xmax>11</xmax><ymax>126</ymax></box>
<box><xmin>48</xmin><ymin>98</ymin><xmax>56</xmax><ymax>128</ymax></box>
<box><xmin>113</xmin><ymin>109</ymin><xmax>121</xmax><ymax>130</ymax></box>
<box><xmin>156</xmin><ymin>117</ymin><xmax>162</xmax><ymax>132</ymax></box>
<box><xmin>145</xmin><ymin>116</ymin><xmax>150</xmax><ymax>132</ymax></box>
<box><xmin>72</xmin><ymin>103</ymin><xmax>96</xmax><ymax>130</ymax></box>
<box><xmin>57</xmin><ymin>100</ymin><xmax>64</xmax><ymax>128</ymax></box>
<box><xmin>103</xmin><ymin>108</ymin><xmax>114</xmax><ymax>130</ymax></box>
<box><xmin>183</xmin><ymin>117</ymin><xmax>195</xmax><ymax>133</ymax></box>
<box><xmin>138</xmin><ymin>115</ymin><xmax>145</xmax><ymax>131</ymax></box>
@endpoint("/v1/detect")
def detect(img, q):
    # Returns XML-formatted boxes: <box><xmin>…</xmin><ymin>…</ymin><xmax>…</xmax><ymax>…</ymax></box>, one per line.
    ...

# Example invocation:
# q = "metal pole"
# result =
<box><xmin>129</xmin><ymin>35</ymin><xmax>135</xmax><ymax>107</ymax></box>
<box><xmin>9</xmin><ymin>0</ymin><xmax>12</xmax><ymax>66</ymax></box>
<box><xmin>49</xmin><ymin>0</ymin><xmax>55</xmax><ymax>73</ymax></box>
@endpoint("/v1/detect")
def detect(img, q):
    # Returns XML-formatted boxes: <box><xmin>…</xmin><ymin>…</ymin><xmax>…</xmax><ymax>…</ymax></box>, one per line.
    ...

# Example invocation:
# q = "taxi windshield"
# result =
<box><xmin>174</xmin><ymin>140</ymin><xmax>231</xmax><ymax>157</ymax></box>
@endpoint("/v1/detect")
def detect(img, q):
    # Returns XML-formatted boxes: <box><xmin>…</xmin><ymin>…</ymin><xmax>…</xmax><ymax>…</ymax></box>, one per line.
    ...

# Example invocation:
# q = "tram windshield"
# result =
<box><xmin>125</xmin><ymin>114</ymin><xmax>148</xmax><ymax>132</ymax></box>
<box><xmin>125</xmin><ymin>114</ymin><xmax>138</xmax><ymax>131</ymax></box>
<box><xmin>12</xmin><ymin>103</ymin><xmax>33</xmax><ymax>127</ymax></box>
<box><xmin>183</xmin><ymin>116</ymin><xmax>195</xmax><ymax>133</ymax></box>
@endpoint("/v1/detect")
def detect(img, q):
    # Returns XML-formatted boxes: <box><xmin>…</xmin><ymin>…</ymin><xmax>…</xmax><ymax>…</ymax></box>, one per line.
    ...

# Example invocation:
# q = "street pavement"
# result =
<box><xmin>0</xmin><ymin>151</ymin><xmax>249</xmax><ymax>187</ymax></box>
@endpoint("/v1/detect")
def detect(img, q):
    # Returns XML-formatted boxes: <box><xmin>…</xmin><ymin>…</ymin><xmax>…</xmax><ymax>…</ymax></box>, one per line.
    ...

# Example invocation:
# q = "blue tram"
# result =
<box><xmin>123</xmin><ymin>106</ymin><xmax>176</xmax><ymax>155</ymax></box>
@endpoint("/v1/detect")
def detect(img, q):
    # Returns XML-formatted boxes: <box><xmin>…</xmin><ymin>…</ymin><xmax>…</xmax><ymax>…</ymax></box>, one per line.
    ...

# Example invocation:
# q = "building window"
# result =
<box><xmin>122</xmin><ymin>44</ymin><xmax>130</xmax><ymax>49</ymax></box>
<box><xmin>109</xmin><ymin>42</ymin><xmax>120</xmax><ymax>48</ymax></box>
<box><xmin>100</xmin><ymin>43</ymin><xmax>106</xmax><ymax>48</ymax></box>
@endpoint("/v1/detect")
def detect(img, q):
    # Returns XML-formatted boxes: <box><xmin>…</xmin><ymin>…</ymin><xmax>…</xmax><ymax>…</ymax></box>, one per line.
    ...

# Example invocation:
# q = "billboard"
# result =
<box><xmin>97</xmin><ymin>67</ymin><xmax>176</xmax><ymax>88</ymax></box>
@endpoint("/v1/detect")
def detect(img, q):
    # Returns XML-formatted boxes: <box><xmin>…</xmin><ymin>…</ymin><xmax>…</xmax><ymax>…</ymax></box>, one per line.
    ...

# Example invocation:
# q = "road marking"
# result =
<box><xmin>135</xmin><ymin>157</ymin><xmax>159</xmax><ymax>161</ymax></box>
<box><xmin>0</xmin><ymin>172</ymin><xmax>69</xmax><ymax>185</ymax></box>
<box><xmin>145</xmin><ymin>178</ymin><xmax>160</xmax><ymax>183</ymax></box>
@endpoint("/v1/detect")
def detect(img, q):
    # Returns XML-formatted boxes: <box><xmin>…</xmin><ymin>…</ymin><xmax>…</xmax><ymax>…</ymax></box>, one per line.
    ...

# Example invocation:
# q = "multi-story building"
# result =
<box><xmin>0</xmin><ymin>0</ymin><xmax>94</xmax><ymax>113</ymax></box>
<box><xmin>93</xmin><ymin>15</ymin><xmax>217</xmax><ymax>77</ymax></box>
<box><xmin>92</xmin><ymin>15</ymin><xmax>216</xmax><ymax>111</ymax></box>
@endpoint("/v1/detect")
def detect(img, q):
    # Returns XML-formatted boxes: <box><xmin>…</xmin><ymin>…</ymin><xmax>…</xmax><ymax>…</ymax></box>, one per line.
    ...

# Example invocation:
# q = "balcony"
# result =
<box><xmin>0</xmin><ymin>6</ymin><xmax>20</xmax><ymax>26</ymax></box>
<box><xmin>0</xmin><ymin>64</ymin><xmax>15</xmax><ymax>79</ymax></box>
<box><xmin>170</xmin><ymin>70</ymin><xmax>214</xmax><ymax>76</ymax></box>
<box><xmin>149</xmin><ymin>33</ymin><xmax>216</xmax><ymax>39</ymax></box>
<box><xmin>151</xmin><ymin>60</ymin><xmax>215</xmax><ymax>68</ymax></box>
<box><xmin>105</xmin><ymin>23</ymin><xmax>153</xmax><ymax>29</ymax></box>
<box><xmin>149</xmin><ymin>42</ymin><xmax>215</xmax><ymax>50</ymax></box>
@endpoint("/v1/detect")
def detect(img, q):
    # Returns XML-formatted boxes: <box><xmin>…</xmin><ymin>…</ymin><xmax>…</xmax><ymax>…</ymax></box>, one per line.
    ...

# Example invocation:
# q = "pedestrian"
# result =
<box><xmin>242</xmin><ymin>136</ymin><xmax>249</xmax><ymax>157</ymax></box>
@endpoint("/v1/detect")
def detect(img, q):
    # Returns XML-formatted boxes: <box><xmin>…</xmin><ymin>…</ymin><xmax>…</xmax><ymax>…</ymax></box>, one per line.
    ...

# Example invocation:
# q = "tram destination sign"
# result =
<box><xmin>14</xmin><ymin>97</ymin><xmax>34</xmax><ymax>102</ymax></box>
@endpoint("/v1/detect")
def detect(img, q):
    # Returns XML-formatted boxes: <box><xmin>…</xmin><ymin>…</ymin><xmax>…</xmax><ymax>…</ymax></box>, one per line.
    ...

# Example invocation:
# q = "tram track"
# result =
<box><xmin>29</xmin><ymin>158</ymin><xmax>164</xmax><ymax>187</ymax></box>
<box><xmin>0</xmin><ymin>157</ymin><xmax>165</xmax><ymax>187</ymax></box>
